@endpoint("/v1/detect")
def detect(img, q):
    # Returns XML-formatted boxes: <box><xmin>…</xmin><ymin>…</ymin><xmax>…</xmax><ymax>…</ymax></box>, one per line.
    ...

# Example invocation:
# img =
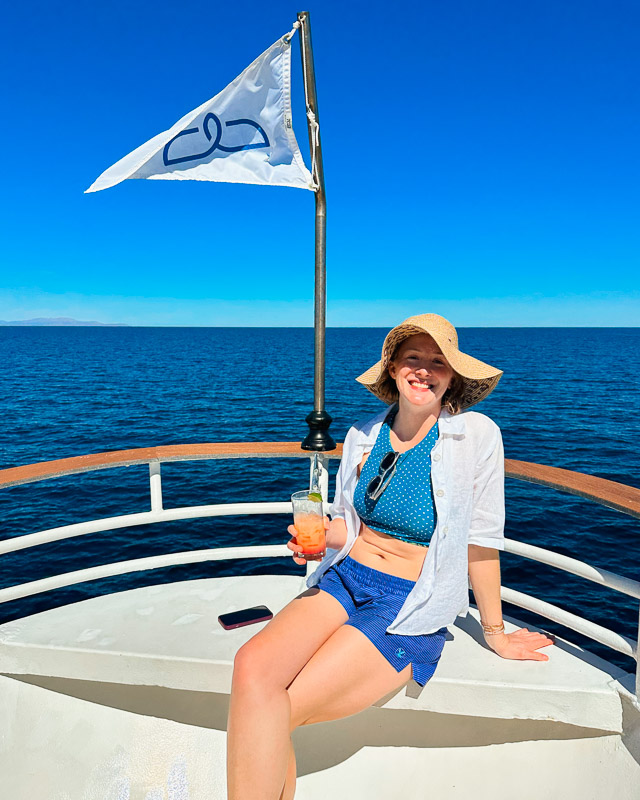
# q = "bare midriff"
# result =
<box><xmin>348</xmin><ymin>451</ymin><xmax>428</xmax><ymax>583</ymax></box>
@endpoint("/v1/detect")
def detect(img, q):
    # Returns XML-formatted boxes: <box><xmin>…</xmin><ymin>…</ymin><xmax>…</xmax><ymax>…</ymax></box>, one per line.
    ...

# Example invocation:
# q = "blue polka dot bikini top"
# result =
<box><xmin>353</xmin><ymin>406</ymin><xmax>439</xmax><ymax>548</ymax></box>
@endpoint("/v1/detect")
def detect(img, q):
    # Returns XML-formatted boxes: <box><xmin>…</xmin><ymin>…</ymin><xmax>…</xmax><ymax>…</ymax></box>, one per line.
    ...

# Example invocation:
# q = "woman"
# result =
<box><xmin>226</xmin><ymin>313</ymin><xmax>554</xmax><ymax>800</ymax></box>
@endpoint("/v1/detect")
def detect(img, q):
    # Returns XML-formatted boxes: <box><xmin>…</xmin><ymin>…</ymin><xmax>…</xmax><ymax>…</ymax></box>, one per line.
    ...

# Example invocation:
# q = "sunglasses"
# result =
<box><xmin>366</xmin><ymin>450</ymin><xmax>401</xmax><ymax>502</ymax></box>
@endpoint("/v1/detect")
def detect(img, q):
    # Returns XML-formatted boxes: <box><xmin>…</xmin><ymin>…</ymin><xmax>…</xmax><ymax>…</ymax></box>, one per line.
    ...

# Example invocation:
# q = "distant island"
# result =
<box><xmin>0</xmin><ymin>317</ymin><xmax>129</xmax><ymax>327</ymax></box>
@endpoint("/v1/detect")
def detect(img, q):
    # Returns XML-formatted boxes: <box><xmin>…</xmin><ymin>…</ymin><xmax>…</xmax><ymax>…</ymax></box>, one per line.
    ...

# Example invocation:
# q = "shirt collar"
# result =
<box><xmin>438</xmin><ymin>407</ymin><xmax>467</xmax><ymax>435</ymax></box>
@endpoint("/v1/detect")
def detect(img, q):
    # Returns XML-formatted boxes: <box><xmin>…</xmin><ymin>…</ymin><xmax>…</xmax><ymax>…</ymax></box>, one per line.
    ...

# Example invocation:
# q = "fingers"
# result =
<box><xmin>524</xmin><ymin>634</ymin><xmax>556</xmax><ymax>647</ymax></box>
<box><xmin>286</xmin><ymin>528</ymin><xmax>303</xmax><ymax>552</ymax></box>
<box><xmin>512</xmin><ymin>647</ymin><xmax>550</xmax><ymax>661</ymax></box>
<box><xmin>497</xmin><ymin>629</ymin><xmax>555</xmax><ymax>661</ymax></box>
<box><xmin>514</xmin><ymin>628</ymin><xmax>556</xmax><ymax>646</ymax></box>
<box><xmin>530</xmin><ymin>651</ymin><xmax>549</xmax><ymax>661</ymax></box>
<box><xmin>288</xmin><ymin>543</ymin><xmax>307</xmax><ymax>565</ymax></box>
<box><xmin>286</xmin><ymin>539</ymin><xmax>302</xmax><ymax>553</ymax></box>
<box><xmin>286</xmin><ymin>527</ymin><xmax>307</xmax><ymax>565</ymax></box>
<box><xmin>517</xmin><ymin>633</ymin><xmax>555</xmax><ymax>645</ymax></box>
<box><xmin>519</xmin><ymin>637</ymin><xmax>553</xmax><ymax>660</ymax></box>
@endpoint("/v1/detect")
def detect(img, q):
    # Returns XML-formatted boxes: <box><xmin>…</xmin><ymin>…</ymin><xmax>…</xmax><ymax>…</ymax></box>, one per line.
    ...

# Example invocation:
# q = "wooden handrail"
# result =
<box><xmin>0</xmin><ymin>443</ymin><xmax>343</xmax><ymax>489</ymax></box>
<box><xmin>504</xmin><ymin>459</ymin><xmax>640</xmax><ymax>519</ymax></box>
<box><xmin>0</xmin><ymin>444</ymin><xmax>638</xmax><ymax>519</ymax></box>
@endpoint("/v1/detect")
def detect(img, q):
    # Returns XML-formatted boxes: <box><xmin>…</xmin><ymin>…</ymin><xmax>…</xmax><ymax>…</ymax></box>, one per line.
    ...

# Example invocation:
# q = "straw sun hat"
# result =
<box><xmin>356</xmin><ymin>313</ymin><xmax>503</xmax><ymax>411</ymax></box>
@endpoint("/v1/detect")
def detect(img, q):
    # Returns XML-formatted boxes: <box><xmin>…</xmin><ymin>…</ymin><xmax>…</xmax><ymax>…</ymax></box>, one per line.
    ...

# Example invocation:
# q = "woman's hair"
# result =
<box><xmin>383</xmin><ymin>343</ymin><xmax>467</xmax><ymax>415</ymax></box>
<box><xmin>441</xmin><ymin>372</ymin><xmax>466</xmax><ymax>415</ymax></box>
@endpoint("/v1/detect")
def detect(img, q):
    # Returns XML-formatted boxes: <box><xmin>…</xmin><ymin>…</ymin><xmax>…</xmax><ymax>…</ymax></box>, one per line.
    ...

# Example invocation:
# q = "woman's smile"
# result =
<box><xmin>389</xmin><ymin>334</ymin><xmax>454</xmax><ymax>408</ymax></box>
<box><xmin>404</xmin><ymin>374</ymin><xmax>440</xmax><ymax>400</ymax></box>
<box><xmin>407</xmin><ymin>379</ymin><xmax>434</xmax><ymax>391</ymax></box>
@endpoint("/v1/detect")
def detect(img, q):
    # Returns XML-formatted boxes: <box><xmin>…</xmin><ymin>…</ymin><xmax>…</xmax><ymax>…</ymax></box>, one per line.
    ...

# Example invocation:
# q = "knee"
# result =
<box><xmin>232</xmin><ymin>638</ymin><xmax>276</xmax><ymax>693</ymax></box>
<box><xmin>232</xmin><ymin>640</ymin><xmax>261</xmax><ymax>682</ymax></box>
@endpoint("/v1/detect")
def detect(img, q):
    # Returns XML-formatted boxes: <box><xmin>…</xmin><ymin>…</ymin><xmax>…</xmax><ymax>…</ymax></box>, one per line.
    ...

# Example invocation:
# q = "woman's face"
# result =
<box><xmin>388</xmin><ymin>333</ymin><xmax>454</xmax><ymax>409</ymax></box>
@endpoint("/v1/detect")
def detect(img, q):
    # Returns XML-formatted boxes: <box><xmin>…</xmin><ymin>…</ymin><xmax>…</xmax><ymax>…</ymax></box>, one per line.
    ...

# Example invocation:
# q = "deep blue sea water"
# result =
<box><xmin>0</xmin><ymin>327</ymin><xmax>638</xmax><ymax>672</ymax></box>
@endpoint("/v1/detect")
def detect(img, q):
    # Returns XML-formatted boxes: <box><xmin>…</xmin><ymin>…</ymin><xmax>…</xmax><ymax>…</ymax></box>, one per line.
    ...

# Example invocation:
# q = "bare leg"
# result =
<box><xmin>287</xmin><ymin>624</ymin><xmax>414</xmax><ymax>728</ymax></box>
<box><xmin>226</xmin><ymin>588</ymin><xmax>348</xmax><ymax>800</ymax></box>
<box><xmin>275</xmin><ymin>626</ymin><xmax>415</xmax><ymax>800</ymax></box>
<box><xmin>226</xmin><ymin>671</ymin><xmax>292</xmax><ymax>798</ymax></box>
<box><xmin>277</xmin><ymin>744</ymin><xmax>296</xmax><ymax>800</ymax></box>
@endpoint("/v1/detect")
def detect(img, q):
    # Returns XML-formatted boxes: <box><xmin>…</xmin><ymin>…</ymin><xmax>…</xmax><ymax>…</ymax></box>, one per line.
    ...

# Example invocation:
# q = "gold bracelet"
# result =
<box><xmin>480</xmin><ymin>620</ymin><xmax>505</xmax><ymax>635</ymax></box>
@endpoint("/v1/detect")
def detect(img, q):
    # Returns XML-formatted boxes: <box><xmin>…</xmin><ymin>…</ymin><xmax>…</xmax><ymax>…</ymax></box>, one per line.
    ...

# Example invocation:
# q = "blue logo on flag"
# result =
<box><xmin>163</xmin><ymin>113</ymin><xmax>270</xmax><ymax>166</ymax></box>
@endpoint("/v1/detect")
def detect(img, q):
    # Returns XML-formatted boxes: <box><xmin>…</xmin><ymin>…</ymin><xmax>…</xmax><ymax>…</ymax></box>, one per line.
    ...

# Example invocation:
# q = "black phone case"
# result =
<box><xmin>218</xmin><ymin>605</ymin><xmax>273</xmax><ymax>629</ymax></box>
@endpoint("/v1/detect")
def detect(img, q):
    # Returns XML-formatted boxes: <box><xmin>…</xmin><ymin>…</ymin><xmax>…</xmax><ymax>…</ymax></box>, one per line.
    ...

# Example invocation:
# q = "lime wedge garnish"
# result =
<box><xmin>308</xmin><ymin>492</ymin><xmax>322</xmax><ymax>502</ymax></box>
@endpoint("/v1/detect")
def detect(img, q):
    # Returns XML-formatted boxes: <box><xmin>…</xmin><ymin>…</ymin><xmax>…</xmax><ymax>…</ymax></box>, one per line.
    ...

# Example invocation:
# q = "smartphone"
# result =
<box><xmin>218</xmin><ymin>605</ymin><xmax>273</xmax><ymax>630</ymax></box>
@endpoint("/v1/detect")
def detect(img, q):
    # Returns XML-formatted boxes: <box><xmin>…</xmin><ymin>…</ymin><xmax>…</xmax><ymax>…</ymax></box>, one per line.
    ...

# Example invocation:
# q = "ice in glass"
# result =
<box><xmin>290</xmin><ymin>490</ymin><xmax>326</xmax><ymax>561</ymax></box>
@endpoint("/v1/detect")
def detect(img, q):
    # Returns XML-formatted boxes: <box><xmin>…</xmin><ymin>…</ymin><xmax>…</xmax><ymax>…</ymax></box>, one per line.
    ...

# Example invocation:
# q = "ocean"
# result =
<box><xmin>0</xmin><ymin>326</ymin><xmax>638</xmax><ymax>672</ymax></box>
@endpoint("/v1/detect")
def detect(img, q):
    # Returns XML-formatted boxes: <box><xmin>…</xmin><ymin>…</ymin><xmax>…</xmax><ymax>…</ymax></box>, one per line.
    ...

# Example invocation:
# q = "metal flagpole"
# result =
<box><xmin>297</xmin><ymin>10</ymin><xmax>336</xmax><ymax>453</ymax></box>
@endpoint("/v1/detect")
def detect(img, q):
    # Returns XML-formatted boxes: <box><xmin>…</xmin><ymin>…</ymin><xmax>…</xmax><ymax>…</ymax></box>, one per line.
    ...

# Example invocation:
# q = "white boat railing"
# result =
<box><xmin>0</xmin><ymin>443</ymin><xmax>639</xmax><ymax>697</ymax></box>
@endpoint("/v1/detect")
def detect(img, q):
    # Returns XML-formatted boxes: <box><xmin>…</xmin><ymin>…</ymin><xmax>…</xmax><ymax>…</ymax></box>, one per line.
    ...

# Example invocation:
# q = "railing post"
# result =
<box><xmin>309</xmin><ymin>453</ymin><xmax>329</xmax><ymax>500</ymax></box>
<box><xmin>149</xmin><ymin>462</ymin><xmax>163</xmax><ymax>513</ymax></box>
<box><xmin>306</xmin><ymin>453</ymin><xmax>329</xmax><ymax>581</ymax></box>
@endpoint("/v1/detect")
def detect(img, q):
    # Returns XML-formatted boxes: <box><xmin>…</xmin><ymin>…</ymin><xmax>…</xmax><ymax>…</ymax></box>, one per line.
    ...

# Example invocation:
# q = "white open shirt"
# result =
<box><xmin>306</xmin><ymin>406</ymin><xmax>505</xmax><ymax>635</ymax></box>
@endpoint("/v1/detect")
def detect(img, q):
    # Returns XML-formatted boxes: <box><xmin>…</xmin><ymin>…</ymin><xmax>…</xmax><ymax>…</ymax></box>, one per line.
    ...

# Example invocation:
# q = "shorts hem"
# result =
<box><xmin>344</xmin><ymin>621</ymin><xmax>414</xmax><ymax>678</ymax></box>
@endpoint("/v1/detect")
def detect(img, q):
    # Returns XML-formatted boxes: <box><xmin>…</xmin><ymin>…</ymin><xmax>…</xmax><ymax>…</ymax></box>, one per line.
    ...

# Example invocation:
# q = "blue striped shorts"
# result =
<box><xmin>315</xmin><ymin>555</ymin><xmax>448</xmax><ymax>686</ymax></box>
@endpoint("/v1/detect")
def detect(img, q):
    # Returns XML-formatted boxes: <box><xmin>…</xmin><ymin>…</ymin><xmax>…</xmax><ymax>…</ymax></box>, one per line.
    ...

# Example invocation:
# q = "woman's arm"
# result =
<box><xmin>327</xmin><ymin>427</ymin><xmax>367</xmax><ymax>551</ymax></box>
<box><xmin>467</xmin><ymin>422</ymin><xmax>554</xmax><ymax>661</ymax></box>
<box><xmin>326</xmin><ymin>516</ymin><xmax>348</xmax><ymax>550</ymax></box>
<box><xmin>468</xmin><ymin>544</ymin><xmax>554</xmax><ymax>661</ymax></box>
<box><xmin>468</xmin><ymin>544</ymin><xmax>503</xmax><ymax>630</ymax></box>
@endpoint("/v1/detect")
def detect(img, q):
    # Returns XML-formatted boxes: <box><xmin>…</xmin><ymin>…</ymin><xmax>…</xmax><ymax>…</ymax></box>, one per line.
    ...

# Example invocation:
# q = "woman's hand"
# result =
<box><xmin>286</xmin><ymin>517</ymin><xmax>332</xmax><ymax>566</ymax></box>
<box><xmin>484</xmin><ymin>627</ymin><xmax>555</xmax><ymax>661</ymax></box>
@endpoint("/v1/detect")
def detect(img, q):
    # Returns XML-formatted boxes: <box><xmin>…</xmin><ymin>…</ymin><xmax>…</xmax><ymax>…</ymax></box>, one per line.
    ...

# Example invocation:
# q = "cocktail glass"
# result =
<box><xmin>291</xmin><ymin>490</ymin><xmax>326</xmax><ymax>561</ymax></box>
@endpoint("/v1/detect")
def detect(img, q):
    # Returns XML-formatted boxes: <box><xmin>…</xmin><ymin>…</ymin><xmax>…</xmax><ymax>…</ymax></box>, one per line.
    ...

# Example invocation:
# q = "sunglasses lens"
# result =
<box><xmin>380</xmin><ymin>451</ymin><xmax>397</xmax><ymax>470</ymax></box>
<box><xmin>366</xmin><ymin>451</ymin><xmax>400</xmax><ymax>501</ymax></box>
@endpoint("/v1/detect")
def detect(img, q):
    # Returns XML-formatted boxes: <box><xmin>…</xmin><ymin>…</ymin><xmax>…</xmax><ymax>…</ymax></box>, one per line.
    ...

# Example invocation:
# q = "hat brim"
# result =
<box><xmin>356</xmin><ymin>324</ymin><xmax>503</xmax><ymax>409</ymax></box>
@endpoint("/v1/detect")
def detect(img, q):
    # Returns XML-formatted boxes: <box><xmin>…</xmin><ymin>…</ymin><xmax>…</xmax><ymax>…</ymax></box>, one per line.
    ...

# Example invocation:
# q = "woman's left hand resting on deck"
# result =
<box><xmin>468</xmin><ymin>544</ymin><xmax>555</xmax><ymax>661</ymax></box>
<box><xmin>483</xmin><ymin>628</ymin><xmax>555</xmax><ymax>661</ymax></box>
<box><xmin>287</xmin><ymin>516</ymin><xmax>348</xmax><ymax>565</ymax></box>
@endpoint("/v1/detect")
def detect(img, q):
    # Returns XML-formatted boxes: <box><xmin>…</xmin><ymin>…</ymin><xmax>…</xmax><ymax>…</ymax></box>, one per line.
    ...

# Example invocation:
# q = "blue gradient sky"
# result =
<box><xmin>1</xmin><ymin>1</ymin><xmax>638</xmax><ymax>326</ymax></box>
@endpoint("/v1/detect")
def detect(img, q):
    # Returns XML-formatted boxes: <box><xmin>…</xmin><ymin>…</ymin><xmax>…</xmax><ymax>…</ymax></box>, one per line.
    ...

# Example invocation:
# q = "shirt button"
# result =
<box><xmin>436</xmin><ymin>489</ymin><xmax>444</xmax><ymax>497</ymax></box>
<box><xmin>443</xmin><ymin>526</ymin><xmax>449</xmax><ymax>534</ymax></box>
<box><xmin>433</xmin><ymin>454</ymin><xmax>441</xmax><ymax>461</ymax></box>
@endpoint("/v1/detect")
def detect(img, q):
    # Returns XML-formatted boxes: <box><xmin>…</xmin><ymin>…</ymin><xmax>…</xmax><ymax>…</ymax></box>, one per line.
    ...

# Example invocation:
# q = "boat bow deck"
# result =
<box><xmin>0</xmin><ymin>574</ymin><xmax>631</xmax><ymax>733</ymax></box>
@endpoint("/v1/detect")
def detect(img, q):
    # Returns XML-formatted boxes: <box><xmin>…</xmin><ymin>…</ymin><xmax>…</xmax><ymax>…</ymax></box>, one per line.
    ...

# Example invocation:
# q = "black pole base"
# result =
<box><xmin>301</xmin><ymin>409</ymin><xmax>336</xmax><ymax>451</ymax></box>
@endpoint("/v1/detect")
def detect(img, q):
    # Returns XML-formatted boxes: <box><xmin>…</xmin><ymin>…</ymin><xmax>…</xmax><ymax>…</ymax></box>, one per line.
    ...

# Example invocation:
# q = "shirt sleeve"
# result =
<box><xmin>329</xmin><ymin>425</ymin><xmax>356</xmax><ymax>521</ymax></box>
<box><xmin>467</xmin><ymin>421</ymin><xmax>505</xmax><ymax>549</ymax></box>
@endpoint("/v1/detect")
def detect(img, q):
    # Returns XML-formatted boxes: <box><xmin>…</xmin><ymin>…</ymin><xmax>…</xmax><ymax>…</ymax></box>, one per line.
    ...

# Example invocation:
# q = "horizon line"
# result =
<box><xmin>2</xmin><ymin>324</ymin><xmax>639</xmax><ymax>329</ymax></box>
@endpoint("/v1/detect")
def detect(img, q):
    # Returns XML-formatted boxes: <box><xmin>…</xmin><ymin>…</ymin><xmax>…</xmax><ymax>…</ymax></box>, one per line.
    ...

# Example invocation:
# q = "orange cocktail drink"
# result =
<box><xmin>291</xmin><ymin>491</ymin><xmax>326</xmax><ymax>561</ymax></box>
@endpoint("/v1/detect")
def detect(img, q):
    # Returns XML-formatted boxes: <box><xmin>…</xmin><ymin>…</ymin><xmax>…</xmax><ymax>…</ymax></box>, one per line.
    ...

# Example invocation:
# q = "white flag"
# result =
<box><xmin>86</xmin><ymin>30</ymin><xmax>315</xmax><ymax>193</ymax></box>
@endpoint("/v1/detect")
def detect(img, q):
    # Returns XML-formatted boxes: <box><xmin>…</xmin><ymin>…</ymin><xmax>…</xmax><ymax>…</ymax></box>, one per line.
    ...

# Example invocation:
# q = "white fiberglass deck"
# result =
<box><xmin>0</xmin><ymin>573</ymin><xmax>633</xmax><ymax>733</ymax></box>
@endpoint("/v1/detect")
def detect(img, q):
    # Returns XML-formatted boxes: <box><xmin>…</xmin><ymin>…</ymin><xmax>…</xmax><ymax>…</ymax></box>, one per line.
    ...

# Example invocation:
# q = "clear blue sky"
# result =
<box><xmin>1</xmin><ymin>1</ymin><xmax>638</xmax><ymax>325</ymax></box>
